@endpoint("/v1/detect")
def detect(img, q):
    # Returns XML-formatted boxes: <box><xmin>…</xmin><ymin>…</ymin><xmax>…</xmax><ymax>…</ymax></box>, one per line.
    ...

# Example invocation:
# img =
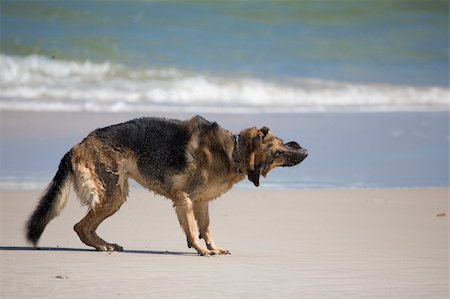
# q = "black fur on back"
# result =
<box><xmin>93</xmin><ymin>117</ymin><xmax>190</xmax><ymax>183</ymax></box>
<box><xmin>26</xmin><ymin>150</ymin><xmax>73</xmax><ymax>246</ymax></box>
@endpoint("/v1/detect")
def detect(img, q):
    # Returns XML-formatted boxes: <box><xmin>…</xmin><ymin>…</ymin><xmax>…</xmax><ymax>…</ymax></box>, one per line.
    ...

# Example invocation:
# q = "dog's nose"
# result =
<box><xmin>300</xmin><ymin>148</ymin><xmax>308</xmax><ymax>158</ymax></box>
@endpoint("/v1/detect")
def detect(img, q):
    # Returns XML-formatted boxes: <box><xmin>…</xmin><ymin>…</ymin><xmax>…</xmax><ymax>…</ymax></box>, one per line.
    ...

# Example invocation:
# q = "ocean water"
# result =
<box><xmin>1</xmin><ymin>0</ymin><xmax>449</xmax><ymax>112</ymax></box>
<box><xmin>0</xmin><ymin>1</ymin><xmax>449</xmax><ymax>190</ymax></box>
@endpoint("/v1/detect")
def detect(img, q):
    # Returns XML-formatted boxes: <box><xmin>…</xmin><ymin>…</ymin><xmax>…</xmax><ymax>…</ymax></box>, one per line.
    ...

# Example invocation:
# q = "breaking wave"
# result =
<box><xmin>1</xmin><ymin>54</ymin><xmax>448</xmax><ymax>113</ymax></box>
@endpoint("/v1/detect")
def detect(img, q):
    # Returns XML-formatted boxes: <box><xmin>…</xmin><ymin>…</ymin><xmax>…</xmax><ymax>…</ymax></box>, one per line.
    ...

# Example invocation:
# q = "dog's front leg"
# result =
<box><xmin>172</xmin><ymin>193</ymin><xmax>211</xmax><ymax>256</ymax></box>
<box><xmin>193</xmin><ymin>200</ymin><xmax>230</xmax><ymax>255</ymax></box>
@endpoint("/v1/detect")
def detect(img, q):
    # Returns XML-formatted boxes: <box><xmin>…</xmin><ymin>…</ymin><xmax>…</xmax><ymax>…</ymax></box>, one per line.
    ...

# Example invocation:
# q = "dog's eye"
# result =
<box><xmin>274</xmin><ymin>151</ymin><xmax>283</xmax><ymax>158</ymax></box>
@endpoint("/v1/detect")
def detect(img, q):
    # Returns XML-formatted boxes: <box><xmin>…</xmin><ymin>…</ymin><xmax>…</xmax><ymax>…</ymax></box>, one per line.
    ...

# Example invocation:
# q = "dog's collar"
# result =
<box><xmin>233</xmin><ymin>134</ymin><xmax>244</xmax><ymax>175</ymax></box>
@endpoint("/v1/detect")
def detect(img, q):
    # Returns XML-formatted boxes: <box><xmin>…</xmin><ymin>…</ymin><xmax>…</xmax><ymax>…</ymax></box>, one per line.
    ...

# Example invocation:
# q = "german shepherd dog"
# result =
<box><xmin>26</xmin><ymin>115</ymin><xmax>307</xmax><ymax>256</ymax></box>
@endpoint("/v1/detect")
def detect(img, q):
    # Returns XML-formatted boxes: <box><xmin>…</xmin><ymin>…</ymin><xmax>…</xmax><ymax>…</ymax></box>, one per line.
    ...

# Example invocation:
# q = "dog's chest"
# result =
<box><xmin>193</xmin><ymin>174</ymin><xmax>244</xmax><ymax>201</ymax></box>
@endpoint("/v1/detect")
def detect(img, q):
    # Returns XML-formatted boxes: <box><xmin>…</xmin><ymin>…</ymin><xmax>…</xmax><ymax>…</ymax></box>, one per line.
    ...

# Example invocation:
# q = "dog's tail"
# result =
<box><xmin>26</xmin><ymin>150</ymin><xmax>73</xmax><ymax>246</ymax></box>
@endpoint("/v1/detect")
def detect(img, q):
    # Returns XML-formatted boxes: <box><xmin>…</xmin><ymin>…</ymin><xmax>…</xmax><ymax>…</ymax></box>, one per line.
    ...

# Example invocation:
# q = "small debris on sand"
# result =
<box><xmin>53</xmin><ymin>275</ymin><xmax>68</xmax><ymax>279</ymax></box>
<box><xmin>436</xmin><ymin>213</ymin><xmax>446</xmax><ymax>217</ymax></box>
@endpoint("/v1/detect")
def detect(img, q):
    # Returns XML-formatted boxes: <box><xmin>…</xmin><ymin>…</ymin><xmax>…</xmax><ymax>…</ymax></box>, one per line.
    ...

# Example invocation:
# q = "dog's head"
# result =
<box><xmin>240</xmin><ymin>127</ymin><xmax>308</xmax><ymax>187</ymax></box>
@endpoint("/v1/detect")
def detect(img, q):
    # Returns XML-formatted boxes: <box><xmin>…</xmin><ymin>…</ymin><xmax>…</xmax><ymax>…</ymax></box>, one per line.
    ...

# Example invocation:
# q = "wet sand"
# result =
<box><xmin>1</xmin><ymin>110</ymin><xmax>448</xmax><ymax>190</ymax></box>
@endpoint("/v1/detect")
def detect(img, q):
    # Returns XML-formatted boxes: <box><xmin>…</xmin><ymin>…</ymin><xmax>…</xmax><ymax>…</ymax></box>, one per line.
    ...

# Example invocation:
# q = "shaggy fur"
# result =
<box><xmin>26</xmin><ymin>115</ymin><xmax>307</xmax><ymax>256</ymax></box>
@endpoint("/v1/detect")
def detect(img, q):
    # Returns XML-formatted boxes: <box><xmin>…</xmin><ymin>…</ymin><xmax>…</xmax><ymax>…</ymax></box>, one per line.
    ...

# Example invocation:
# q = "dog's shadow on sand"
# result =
<box><xmin>0</xmin><ymin>246</ymin><xmax>196</xmax><ymax>256</ymax></box>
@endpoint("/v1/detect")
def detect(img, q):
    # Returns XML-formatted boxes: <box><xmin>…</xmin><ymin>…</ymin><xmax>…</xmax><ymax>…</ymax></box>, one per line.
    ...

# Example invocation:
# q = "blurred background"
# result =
<box><xmin>0</xmin><ymin>0</ymin><xmax>448</xmax><ymax>190</ymax></box>
<box><xmin>1</xmin><ymin>0</ymin><xmax>448</xmax><ymax>112</ymax></box>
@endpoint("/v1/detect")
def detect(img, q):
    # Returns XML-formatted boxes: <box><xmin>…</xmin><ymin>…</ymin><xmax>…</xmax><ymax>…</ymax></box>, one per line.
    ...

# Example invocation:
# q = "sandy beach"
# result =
<box><xmin>1</xmin><ymin>188</ymin><xmax>448</xmax><ymax>298</ymax></box>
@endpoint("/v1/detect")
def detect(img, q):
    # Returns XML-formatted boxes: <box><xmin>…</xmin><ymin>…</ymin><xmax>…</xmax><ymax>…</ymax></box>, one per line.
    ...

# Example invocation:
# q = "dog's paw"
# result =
<box><xmin>197</xmin><ymin>249</ymin><xmax>212</xmax><ymax>257</ymax></box>
<box><xmin>195</xmin><ymin>245</ymin><xmax>230</xmax><ymax>257</ymax></box>
<box><xmin>212</xmin><ymin>248</ymin><xmax>231</xmax><ymax>255</ymax></box>
<box><xmin>95</xmin><ymin>243</ymin><xmax>124</xmax><ymax>252</ymax></box>
<box><xmin>112</xmin><ymin>244</ymin><xmax>124</xmax><ymax>252</ymax></box>
<box><xmin>206</xmin><ymin>245</ymin><xmax>230</xmax><ymax>255</ymax></box>
<box><xmin>198</xmin><ymin>248</ymin><xmax>230</xmax><ymax>256</ymax></box>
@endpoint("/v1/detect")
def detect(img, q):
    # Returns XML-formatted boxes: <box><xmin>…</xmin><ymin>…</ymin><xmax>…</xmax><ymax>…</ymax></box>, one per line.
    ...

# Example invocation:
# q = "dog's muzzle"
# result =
<box><xmin>283</xmin><ymin>141</ymin><xmax>308</xmax><ymax>166</ymax></box>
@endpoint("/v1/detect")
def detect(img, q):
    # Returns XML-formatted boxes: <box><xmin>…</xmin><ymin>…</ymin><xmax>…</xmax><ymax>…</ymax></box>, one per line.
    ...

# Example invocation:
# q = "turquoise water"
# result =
<box><xmin>3</xmin><ymin>0</ymin><xmax>448</xmax><ymax>86</ymax></box>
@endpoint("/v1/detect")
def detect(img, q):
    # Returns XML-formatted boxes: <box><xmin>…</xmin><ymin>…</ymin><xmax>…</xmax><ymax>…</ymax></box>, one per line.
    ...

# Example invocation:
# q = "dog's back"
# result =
<box><xmin>93</xmin><ymin>117</ymin><xmax>190</xmax><ymax>182</ymax></box>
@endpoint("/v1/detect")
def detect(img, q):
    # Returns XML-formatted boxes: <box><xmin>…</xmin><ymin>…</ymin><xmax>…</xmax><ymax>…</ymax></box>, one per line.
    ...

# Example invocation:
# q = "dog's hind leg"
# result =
<box><xmin>74</xmin><ymin>199</ymin><xmax>126</xmax><ymax>252</ymax></box>
<box><xmin>193</xmin><ymin>200</ymin><xmax>230</xmax><ymax>255</ymax></box>
<box><xmin>74</xmin><ymin>187</ymin><xmax>128</xmax><ymax>252</ymax></box>
<box><xmin>73</xmin><ymin>162</ymin><xmax>129</xmax><ymax>252</ymax></box>
<box><xmin>172</xmin><ymin>192</ymin><xmax>212</xmax><ymax>256</ymax></box>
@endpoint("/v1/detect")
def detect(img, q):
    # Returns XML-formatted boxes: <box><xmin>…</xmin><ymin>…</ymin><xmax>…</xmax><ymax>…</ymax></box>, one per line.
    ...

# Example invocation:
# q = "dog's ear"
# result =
<box><xmin>259</xmin><ymin>126</ymin><xmax>270</xmax><ymax>138</ymax></box>
<box><xmin>248</xmin><ymin>166</ymin><xmax>261</xmax><ymax>187</ymax></box>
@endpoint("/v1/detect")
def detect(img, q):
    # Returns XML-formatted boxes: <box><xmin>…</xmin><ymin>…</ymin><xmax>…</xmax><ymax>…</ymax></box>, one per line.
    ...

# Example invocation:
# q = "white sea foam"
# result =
<box><xmin>1</xmin><ymin>54</ymin><xmax>448</xmax><ymax>113</ymax></box>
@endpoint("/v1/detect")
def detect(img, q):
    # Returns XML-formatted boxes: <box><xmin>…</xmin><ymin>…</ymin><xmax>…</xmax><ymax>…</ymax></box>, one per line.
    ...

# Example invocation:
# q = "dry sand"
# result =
<box><xmin>0</xmin><ymin>188</ymin><xmax>448</xmax><ymax>298</ymax></box>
